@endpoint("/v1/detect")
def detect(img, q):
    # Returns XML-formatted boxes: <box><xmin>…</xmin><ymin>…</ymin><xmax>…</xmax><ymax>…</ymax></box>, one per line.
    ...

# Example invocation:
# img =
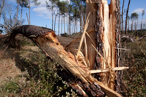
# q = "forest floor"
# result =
<box><xmin>0</xmin><ymin>43</ymin><xmax>43</xmax><ymax>96</ymax></box>
<box><xmin>0</xmin><ymin>35</ymin><xmax>77</xmax><ymax>96</ymax></box>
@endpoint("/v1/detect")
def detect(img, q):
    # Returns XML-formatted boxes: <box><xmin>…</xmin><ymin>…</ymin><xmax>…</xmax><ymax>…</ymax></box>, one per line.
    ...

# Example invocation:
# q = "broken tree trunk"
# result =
<box><xmin>93</xmin><ymin>0</ymin><xmax>126</xmax><ymax>94</ymax></box>
<box><xmin>8</xmin><ymin>25</ymin><xmax>122</xmax><ymax>97</ymax></box>
<box><xmin>85</xmin><ymin>0</ymin><xmax>97</xmax><ymax>70</ymax></box>
<box><xmin>95</xmin><ymin>0</ymin><xmax>118</xmax><ymax>90</ymax></box>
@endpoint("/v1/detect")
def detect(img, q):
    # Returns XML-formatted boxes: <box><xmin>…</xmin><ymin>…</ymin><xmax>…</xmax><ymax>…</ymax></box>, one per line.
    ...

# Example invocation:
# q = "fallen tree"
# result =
<box><xmin>7</xmin><ymin>25</ymin><xmax>122</xmax><ymax>97</ymax></box>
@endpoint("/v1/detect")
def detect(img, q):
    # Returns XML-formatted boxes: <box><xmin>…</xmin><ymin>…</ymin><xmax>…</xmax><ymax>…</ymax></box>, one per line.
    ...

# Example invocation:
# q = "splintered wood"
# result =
<box><xmin>95</xmin><ymin>0</ymin><xmax>129</xmax><ymax>92</ymax></box>
<box><xmin>31</xmin><ymin>31</ymin><xmax>121</xmax><ymax>97</ymax></box>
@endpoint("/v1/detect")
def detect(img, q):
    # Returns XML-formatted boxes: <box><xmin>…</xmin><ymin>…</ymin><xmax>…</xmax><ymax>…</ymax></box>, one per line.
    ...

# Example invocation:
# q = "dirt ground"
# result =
<box><xmin>0</xmin><ymin>43</ymin><xmax>40</xmax><ymax>84</ymax></box>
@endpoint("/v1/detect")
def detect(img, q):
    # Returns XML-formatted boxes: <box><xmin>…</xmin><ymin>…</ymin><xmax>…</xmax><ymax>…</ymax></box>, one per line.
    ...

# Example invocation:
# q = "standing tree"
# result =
<box><xmin>15</xmin><ymin>0</ymin><xmax>20</xmax><ymax>26</ymax></box>
<box><xmin>121</xmin><ymin>0</ymin><xmax>125</xmax><ymax>34</ymax></box>
<box><xmin>125</xmin><ymin>0</ymin><xmax>131</xmax><ymax>34</ymax></box>
<box><xmin>71</xmin><ymin>0</ymin><xmax>86</xmax><ymax>31</ymax></box>
<box><xmin>131</xmin><ymin>13</ymin><xmax>138</xmax><ymax>36</ymax></box>
<box><xmin>141</xmin><ymin>10</ymin><xmax>145</xmax><ymax>31</ymax></box>
<box><xmin>131</xmin><ymin>14</ymin><xmax>134</xmax><ymax>31</ymax></box>
<box><xmin>27</xmin><ymin>0</ymin><xmax>40</xmax><ymax>25</ymax></box>
<box><xmin>0</xmin><ymin>0</ymin><xmax>6</xmax><ymax>20</ymax></box>
<box><xmin>1</xmin><ymin>3</ymin><xmax>21</xmax><ymax>33</ymax></box>
<box><xmin>72</xmin><ymin>6</ymin><xmax>80</xmax><ymax>33</ymax></box>
<box><xmin>131</xmin><ymin>12</ymin><xmax>138</xmax><ymax>32</ymax></box>
<box><xmin>57</xmin><ymin>1</ymin><xmax>68</xmax><ymax>34</ymax></box>
<box><xmin>19</xmin><ymin>0</ymin><xmax>29</xmax><ymax>25</ymax></box>
<box><xmin>127</xmin><ymin>16</ymin><xmax>130</xmax><ymax>31</ymax></box>
<box><xmin>67</xmin><ymin>4</ymin><xmax>72</xmax><ymax>35</ymax></box>
<box><xmin>46</xmin><ymin>0</ymin><xmax>58</xmax><ymax>30</ymax></box>
<box><xmin>28</xmin><ymin>0</ymin><xmax>30</xmax><ymax>24</ymax></box>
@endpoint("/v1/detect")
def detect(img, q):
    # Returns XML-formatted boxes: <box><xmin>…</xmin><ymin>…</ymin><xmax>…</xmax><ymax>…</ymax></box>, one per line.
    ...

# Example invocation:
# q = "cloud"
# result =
<box><xmin>31</xmin><ymin>0</ymin><xmax>52</xmax><ymax>18</ymax></box>
<box><xmin>33</xmin><ymin>6</ymin><xmax>52</xmax><ymax>18</ymax></box>
<box><xmin>31</xmin><ymin>0</ymin><xmax>70</xmax><ymax>19</ymax></box>
<box><xmin>133</xmin><ymin>8</ymin><xmax>145</xmax><ymax>14</ymax></box>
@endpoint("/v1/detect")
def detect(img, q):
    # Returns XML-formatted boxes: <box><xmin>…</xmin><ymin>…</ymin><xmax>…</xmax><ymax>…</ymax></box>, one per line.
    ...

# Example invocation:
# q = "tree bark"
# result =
<box><xmin>95</xmin><ymin>0</ymin><xmax>119</xmax><ymax>91</ymax></box>
<box><xmin>125</xmin><ymin>0</ymin><xmax>131</xmax><ymax>34</ymax></box>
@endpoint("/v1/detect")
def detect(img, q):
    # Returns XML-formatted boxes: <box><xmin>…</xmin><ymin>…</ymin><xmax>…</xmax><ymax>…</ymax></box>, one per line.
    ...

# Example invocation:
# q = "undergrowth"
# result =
<box><xmin>0</xmin><ymin>38</ymin><xmax>78</xmax><ymax>96</ymax></box>
<box><xmin>122</xmin><ymin>40</ymin><xmax>146</xmax><ymax>97</ymax></box>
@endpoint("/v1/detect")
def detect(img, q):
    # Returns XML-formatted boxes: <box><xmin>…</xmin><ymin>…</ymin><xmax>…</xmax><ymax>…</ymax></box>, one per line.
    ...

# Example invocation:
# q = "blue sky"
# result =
<box><xmin>1</xmin><ymin>0</ymin><xmax>146</xmax><ymax>34</ymax></box>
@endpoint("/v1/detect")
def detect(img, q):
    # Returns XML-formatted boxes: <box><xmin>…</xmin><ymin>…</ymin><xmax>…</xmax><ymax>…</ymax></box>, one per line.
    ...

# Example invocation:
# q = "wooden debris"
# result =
<box><xmin>90</xmin><ymin>67</ymin><xmax>129</xmax><ymax>74</ymax></box>
<box><xmin>8</xmin><ymin>25</ymin><xmax>122</xmax><ymax>97</ymax></box>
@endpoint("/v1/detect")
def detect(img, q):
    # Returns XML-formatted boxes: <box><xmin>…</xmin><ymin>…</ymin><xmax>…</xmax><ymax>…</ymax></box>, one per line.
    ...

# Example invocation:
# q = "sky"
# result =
<box><xmin>1</xmin><ymin>0</ymin><xmax>146</xmax><ymax>34</ymax></box>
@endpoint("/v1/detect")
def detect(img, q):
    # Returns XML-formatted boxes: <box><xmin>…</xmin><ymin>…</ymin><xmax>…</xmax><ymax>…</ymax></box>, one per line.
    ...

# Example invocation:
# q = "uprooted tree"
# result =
<box><xmin>7</xmin><ymin>0</ymin><xmax>129</xmax><ymax>96</ymax></box>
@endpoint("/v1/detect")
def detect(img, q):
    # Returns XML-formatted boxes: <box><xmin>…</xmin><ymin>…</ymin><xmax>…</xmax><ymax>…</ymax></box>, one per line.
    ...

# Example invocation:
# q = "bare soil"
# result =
<box><xmin>0</xmin><ymin>44</ymin><xmax>40</xmax><ymax>84</ymax></box>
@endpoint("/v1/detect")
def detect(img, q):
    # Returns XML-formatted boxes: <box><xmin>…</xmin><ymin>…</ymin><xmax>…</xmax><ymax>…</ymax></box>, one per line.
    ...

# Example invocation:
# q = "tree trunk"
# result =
<box><xmin>69</xmin><ymin>13</ymin><xmax>71</xmax><ymax>35</ymax></box>
<box><xmin>125</xmin><ymin>0</ymin><xmax>131</xmax><ymax>34</ymax></box>
<box><xmin>114</xmin><ymin>0</ymin><xmax>123</xmax><ymax>93</ymax></box>
<box><xmin>0</xmin><ymin>0</ymin><xmax>5</xmax><ymax>20</ymax></box>
<box><xmin>141</xmin><ymin>16</ymin><xmax>143</xmax><ymax>32</ymax></box>
<box><xmin>80</xmin><ymin>17</ymin><xmax>82</xmax><ymax>31</ymax></box>
<box><xmin>80</xmin><ymin>2</ymin><xmax>83</xmax><ymax>31</ymax></box>
<box><xmin>128</xmin><ymin>18</ymin><xmax>129</xmax><ymax>31</ymax></box>
<box><xmin>135</xmin><ymin>19</ymin><xmax>138</xmax><ymax>36</ymax></box>
<box><xmin>131</xmin><ymin>20</ymin><xmax>133</xmax><ymax>31</ymax></box>
<box><xmin>64</xmin><ymin>15</ymin><xmax>65</xmax><ymax>33</ymax></box>
<box><xmin>15</xmin><ymin>0</ymin><xmax>20</xmax><ymax>26</ymax></box>
<box><xmin>85</xmin><ymin>0</ymin><xmax>96</xmax><ymax>70</ymax></box>
<box><xmin>58</xmin><ymin>14</ymin><xmax>60</xmax><ymax>35</ymax></box>
<box><xmin>122</xmin><ymin>0</ymin><xmax>125</xmax><ymax>34</ymax></box>
<box><xmin>54</xmin><ymin>14</ymin><xmax>57</xmax><ymax>32</ymax></box>
<box><xmin>95</xmin><ymin>0</ymin><xmax>120</xmax><ymax>91</ymax></box>
<box><xmin>74</xmin><ymin>21</ymin><xmax>75</xmax><ymax>33</ymax></box>
<box><xmin>61</xmin><ymin>16</ymin><xmax>62</xmax><ymax>34</ymax></box>
<box><xmin>20</xmin><ymin>6</ymin><xmax>23</xmax><ymax>25</ymax></box>
<box><xmin>141</xmin><ymin>21</ymin><xmax>142</xmax><ymax>31</ymax></box>
<box><xmin>137</xmin><ymin>18</ymin><xmax>138</xmax><ymax>36</ymax></box>
<box><xmin>52</xmin><ymin>10</ymin><xmax>54</xmax><ymax>30</ymax></box>
<box><xmin>28</xmin><ymin>0</ymin><xmax>30</xmax><ymax>25</ymax></box>
<box><xmin>75</xmin><ymin>18</ymin><xmax>77</xmax><ymax>33</ymax></box>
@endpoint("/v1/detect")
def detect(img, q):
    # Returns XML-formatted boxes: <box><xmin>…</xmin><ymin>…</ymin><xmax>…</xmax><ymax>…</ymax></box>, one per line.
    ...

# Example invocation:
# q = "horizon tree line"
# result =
<box><xmin>0</xmin><ymin>0</ymin><xmax>145</xmax><ymax>36</ymax></box>
<box><xmin>121</xmin><ymin>0</ymin><xmax>145</xmax><ymax>35</ymax></box>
